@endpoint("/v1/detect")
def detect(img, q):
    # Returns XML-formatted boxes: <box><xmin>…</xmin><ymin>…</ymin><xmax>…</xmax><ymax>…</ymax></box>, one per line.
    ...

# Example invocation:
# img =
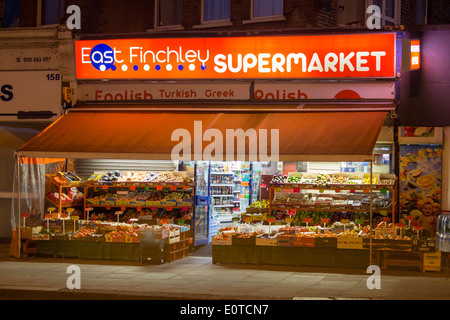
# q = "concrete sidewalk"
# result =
<box><xmin>0</xmin><ymin>243</ymin><xmax>449</xmax><ymax>300</ymax></box>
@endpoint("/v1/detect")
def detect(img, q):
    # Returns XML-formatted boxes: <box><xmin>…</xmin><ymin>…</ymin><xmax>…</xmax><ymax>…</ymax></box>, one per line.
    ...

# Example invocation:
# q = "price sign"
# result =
<box><xmin>380</xmin><ymin>210</ymin><xmax>388</xmax><ymax>216</ymax></box>
<box><xmin>156</xmin><ymin>185</ymin><xmax>163</xmax><ymax>191</ymax></box>
<box><xmin>341</xmin><ymin>219</ymin><xmax>349</xmax><ymax>224</ymax></box>
<box><xmin>397</xmin><ymin>223</ymin><xmax>405</xmax><ymax>228</ymax></box>
<box><xmin>170</xmin><ymin>186</ymin><xmax>177</xmax><ymax>191</ymax></box>
<box><xmin>166</xmin><ymin>206</ymin><xmax>173</xmax><ymax>211</ymax></box>
<box><xmin>304</xmin><ymin>218</ymin><xmax>312</xmax><ymax>223</ymax></box>
<box><xmin>383</xmin><ymin>217</ymin><xmax>390</xmax><ymax>222</ymax></box>
<box><xmin>71</xmin><ymin>215</ymin><xmax>79</xmax><ymax>220</ymax></box>
<box><xmin>321</xmin><ymin>218</ymin><xmax>330</xmax><ymax>224</ymax></box>
<box><xmin>145</xmin><ymin>186</ymin><xmax>150</xmax><ymax>191</ymax></box>
<box><xmin>335</xmin><ymin>189</ymin><xmax>341</xmax><ymax>193</ymax></box>
<box><xmin>47</xmin><ymin>207</ymin><xmax>56</xmax><ymax>213</ymax></box>
<box><xmin>102</xmin><ymin>185</ymin><xmax>108</xmax><ymax>190</ymax></box>
<box><xmin>288</xmin><ymin>210</ymin><xmax>296</xmax><ymax>216</ymax></box>
<box><xmin>160</xmin><ymin>219</ymin><xmax>168</xmax><ymax>225</ymax></box>
<box><xmin>137</xmin><ymin>206</ymin><xmax>142</xmax><ymax>212</ymax></box>
<box><xmin>350</xmin><ymin>190</ymin><xmax>356</xmax><ymax>194</ymax></box>
<box><xmin>363</xmin><ymin>189</ymin><xmax>370</xmax><ymax>194</ymax></box>
<box><xmin>293</xmin><ymin>188</ymin><xmax>300</xmax><ymax>193</ymax></box>
<box><xmin>60</xmin><ymin>213</ymin><xmax>68</xmax><ymax>219</ymax></box>
<box><xmin>106</xmin><ymin>206</ymin><xmax>111</xmax><ymax>210</ymax></box>
<box><xmin>129</xmin><ymin>185</ymin><xmax>136</xmax><ymax>191</ymax></box>
<box><xmin>380</xmin><ymin>189</ymin><xmax>387</xmax><ymax>194</ymax></box>
<box><xmin>178</xmin><ymin>219</ymin><xmax>185</xmax><ymax>225</ymax></box>
<box><xmin>260</xmin><ymin>184</ymin><xmax>267</xmax><ymax>188</ymax></box>
<box><xmin>413</xmin><ymin>226</ymin><xmax>423</xmax><ymax>231</ymax></box>
<box><xmin>319</xmin><ymin>189</ymin><xmax>324</xmax><ymax>193</ymax></box>
<box><xmin>267</xmin><ymin>217</ymin><xmax>275</xmax><ymax>223</ymax></box>
<box><xmin>244</xmin><ymin>217</ymin><xmax>253</xmax><ymax>223</ymax></box>
<box><xmin>121</xmin><ymin>206</ymin><xmax>126</xmax><ymax>211</ymax></box>
<box><xmin>66</xmin><ymin>208</ymin><xmax>75</xmax><ymax>214</ymax></box>
<box><xmin>406</xmin><ymin>216</ymin><xmax>414</xmax><ymax>220</ymax></box>
<box><xmin>232</xmin><ymin>217</ymin><xmax>240</xmax><ymax>222</ymax></box>
<box><xmin>182</xmin><ymin>206</ymin><xmax>188</xmax><ymax>212</ymax></box>
<box><xmin>241</xmin><ymin>181</ymin><xmax>249</xmax><ymax>187</ymax></box>
<box><xmin>44</xmin><ymin>214</ymin><xmax>52</xmax><ymax>219</ymax></box>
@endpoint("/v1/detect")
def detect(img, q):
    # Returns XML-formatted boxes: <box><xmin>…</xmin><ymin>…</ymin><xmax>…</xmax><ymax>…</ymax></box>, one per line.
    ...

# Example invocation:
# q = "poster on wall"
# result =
<box><xmin>399</xmin><ymin>145</ymin><xmax>442</xmax><ymax>235</ymax></box>
<box><xmin>399</xmin><ymin>127</ymin><xmax>443</xmax><ymax>145</ymax></box>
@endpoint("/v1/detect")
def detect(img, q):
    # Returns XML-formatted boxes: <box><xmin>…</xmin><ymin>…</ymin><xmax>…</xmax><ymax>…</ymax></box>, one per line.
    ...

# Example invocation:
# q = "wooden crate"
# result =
<box><xmin>293</xmin><ymin>237</ymin><xmax>315</xmax><ymax>247</ymax></box>
<box><xmin>337</xmin><ymin>237</ymin><xmax>364</xmax><ymax>249</ymax></box>
<box><xmin>423</xmin><ymin>251</ymin><xmax>441</xmax><ymax>272</ymax></box>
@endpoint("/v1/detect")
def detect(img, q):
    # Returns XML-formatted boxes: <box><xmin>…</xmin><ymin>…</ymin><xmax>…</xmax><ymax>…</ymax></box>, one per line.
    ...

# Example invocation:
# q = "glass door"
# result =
<box><xmin>194</xmin><ymin>161</ymin><xmax>210</xmax><ymax>246</ymax></box>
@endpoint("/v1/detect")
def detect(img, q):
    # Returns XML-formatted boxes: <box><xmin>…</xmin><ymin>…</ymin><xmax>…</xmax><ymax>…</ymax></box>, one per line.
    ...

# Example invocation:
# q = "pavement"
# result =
<box><xmin>0</xmin><ymin>241</ymin><xmax>450</xmax><ymax>302</ymax></box>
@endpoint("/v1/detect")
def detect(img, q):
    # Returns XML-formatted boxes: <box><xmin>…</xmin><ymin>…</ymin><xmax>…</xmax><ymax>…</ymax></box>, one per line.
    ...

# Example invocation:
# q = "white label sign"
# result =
<box><xmin>79</xmin><ymin>83</ymin><xmax>251</xmax><ymax>101</ymax></box>
<box><xmin>253</xmin><ymin>82</ymin><xmax>395</xmax><ymax>100</ymax></box>
<box><xmin>0</xmin><ymin>71</ymin><xmax>62</xmax><ymax>121</ymax></box>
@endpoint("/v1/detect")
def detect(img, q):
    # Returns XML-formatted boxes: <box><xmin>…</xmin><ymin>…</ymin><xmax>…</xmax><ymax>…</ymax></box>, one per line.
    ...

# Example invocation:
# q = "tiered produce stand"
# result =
<box><xmin>212</xmin><ymin>172</ymin><xmax>440</xmax><ymax>271</ymax></box>
<box><xmin>22</xmin><ymin>170</ymin><xmax>195</xmax><ymax>264</ymax></box>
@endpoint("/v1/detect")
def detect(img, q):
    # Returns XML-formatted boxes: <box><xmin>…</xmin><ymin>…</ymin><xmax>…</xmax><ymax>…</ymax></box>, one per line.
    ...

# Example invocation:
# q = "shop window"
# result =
<box><xmin>1</xmin><ymin>0</ymin><xmax>21</xmax><ymax>28</ymax></box>
<box><xmin>193</xmin><ymin>0</ymin><xmax>232</xmax><ymax>29</ymax></box>
<box><xmin>243</xmin><ymin>0</ymin><xmax>284</xmax><ymax>24</ymax></box>
<box><xmin>42</xmin><ymin>0</ymin><xmax>65</xmax><ymax>25</ymax></box>
<box><xmin>252</xmin><ymin>0</ymin><xmax>283</xmax><ymax>18</ymax></box>
<box><xmin>203</xmin><ymin>0</ymin><xmax>230</xmax><ymax>21</ymax></box>
<box><xmin>155</xmin><ymin>0</ymin><xmax>182</xmax><ymax>28</ymax></box>
<box><xmin>415</xmin><ymin>0</ymin><xmax>428</xmax><ymax>25</ymax></box>
<box><xmin>368</xmin><ymin>0</ymin><xmax>400</xmax><ymax>26</ymax></box>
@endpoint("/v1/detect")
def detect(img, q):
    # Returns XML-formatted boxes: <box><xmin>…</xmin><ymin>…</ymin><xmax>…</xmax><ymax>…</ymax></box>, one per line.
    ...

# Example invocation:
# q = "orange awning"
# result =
<box><xmin>17</xmin><ymin>110</ymin><xmax>387</xmax><ymax>162</ymax></box>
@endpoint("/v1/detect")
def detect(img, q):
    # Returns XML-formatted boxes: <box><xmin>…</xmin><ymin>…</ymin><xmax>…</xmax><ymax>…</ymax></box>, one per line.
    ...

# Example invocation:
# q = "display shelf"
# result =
<box><xmin>268</xmin><ymin>176</ymin><xmax>397</xmax><ymax>225</ymax></box>
<box><xmin>210</xmin><ymin>172</ymin><xmax>234</xmax><ymax>175</ymax></box>
<box><xmin>45</xmin><ymin>196</ymin><xmax>82</xmax><ymax>209</ymax></box>
<box><xmin>45</xmin><ymin>174</ymin><xmax>84</xmax><ymax>213</ymax></box>
<box><xmin>270</xmin><ymin>206</ymin><xmax>392</xmax><ymax>213</ymax></box>
<box><xmin>84</xmin><ymin>180</ymin><xmax>194</xmax><ymax>221</ymax></box>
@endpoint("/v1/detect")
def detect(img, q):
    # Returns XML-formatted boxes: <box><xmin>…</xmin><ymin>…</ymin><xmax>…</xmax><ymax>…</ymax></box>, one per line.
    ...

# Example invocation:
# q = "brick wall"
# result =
<box><xmin>429</xmin><ymin>0</ymin><xmax>450</xmax><ymax>25</ymax></box>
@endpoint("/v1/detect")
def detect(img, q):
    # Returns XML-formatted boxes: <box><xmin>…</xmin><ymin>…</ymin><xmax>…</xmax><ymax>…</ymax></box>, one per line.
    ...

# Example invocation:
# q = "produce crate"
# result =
<box><xmin>415</xmin><ymin>239</ymin><xmax>436</xmax><ymax>252</ymax></box>
<box><xmin>277</xmin><ymin>235</ymin><xmax>293</xmax><ymax>247</ymax></box>
<box><xmin>140</xmin><ymin>228</ymin><xmax>169</xmax><ymax>239</ymax></box>
<box><xmin>384</xmin><ymin>239</ymin><xmax>413</xmax><ymax>251</ymax></box>
<box><xmin>212</xmin><ymin>236</ymin><xmax>232</xmax><ymax>246</ymax></box>
<box><xmin>20</xmin><ymin>227</ymin><xmax>33</xmax><ymax>240</ymax></box>
<box><xmin>375</xmin><ymin>226</ymin><xmax>397</xmax><ymax>238</ymax></box>
<box><xmin>31</xmin><ymin>234</ymin><xmax>50</xmax><ymax>240</ymax></box>
<box><xmin>293</xmin><ymin>236</ymin><xmax>315</xmax><ymax>247</ymax></box>
<box><xmin>315</xmin><ymin>237</ymin><xmax>337</xmax><ymax>248</ymax></box>
<box><xmin>423</xmin><ymin>251</ymin><xmax>441</xmax><ymax>272</ymax></box>
<box><xmin>125</xmin><ymin>235</ymin><xmax>140</xmax><ymax>243</ymax></box>
<box><xmin>105</xmin><ymin>235</ymin><xmax>125</xmax><ymax>243</ymax></box>
<box><xmin>337</xmin><ymin>237</ymin><xmax>364</xmax><ymax>249</ymax></box>
<box><xmin>232</xmin><ymin>234</ymin><xmax>256</xmax><ymax>246</ymax></box>
<box><xmin>255</xmin><ymin>236</ymin><xmax>278</xmax><ymax>246</ymax></box>
<box><xmin>363</xmin><ymin>238</ymin><xmax>386</xmax><ymax>250</ymax></box>
<box><xmin>168</xmin><ymin>235</ymin><xmax>181</xmax><ymax>244</ymax></box>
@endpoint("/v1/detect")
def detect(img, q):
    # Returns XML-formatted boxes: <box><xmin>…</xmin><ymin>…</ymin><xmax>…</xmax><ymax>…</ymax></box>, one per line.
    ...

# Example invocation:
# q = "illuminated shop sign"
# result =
<box><xmin>75</xmin><ymin>33</ymin><xmax>396</xmax><ymax>80</ymax></box>
<box><xmin>410</xmin><ymin>40</ymin><xmax>420</xmax><ymax>70</ymax></box>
